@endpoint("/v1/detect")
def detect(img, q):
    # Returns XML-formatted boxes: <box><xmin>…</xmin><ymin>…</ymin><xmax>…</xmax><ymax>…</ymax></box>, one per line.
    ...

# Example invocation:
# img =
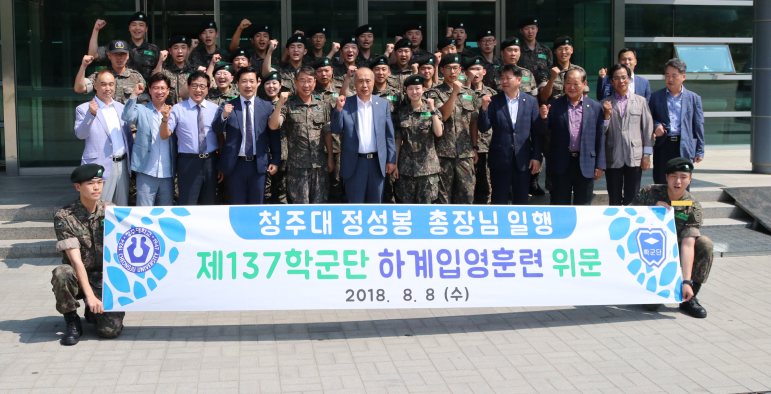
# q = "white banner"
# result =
<box><xmin>102</xmin><ymin>204</ymin><xmax>684</xmax><ymax>311</ymax></box>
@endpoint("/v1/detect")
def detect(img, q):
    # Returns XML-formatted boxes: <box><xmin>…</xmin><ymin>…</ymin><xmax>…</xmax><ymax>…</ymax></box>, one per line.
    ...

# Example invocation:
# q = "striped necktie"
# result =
<box><xmin>197</xmin><ymin>104</ymin><xmax>207</xmax><ymax>154</ymax></box>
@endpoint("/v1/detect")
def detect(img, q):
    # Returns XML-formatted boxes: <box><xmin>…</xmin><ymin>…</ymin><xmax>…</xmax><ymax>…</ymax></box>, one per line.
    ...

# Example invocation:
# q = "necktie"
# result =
<box><xmin>197</xmin><ymin>104</ymin><xmax>207</xmax><ymax>154</ymax></box>
<box><xmin>244</xmin><ymin>100</ymin><xmax>254</xmax><ymax>159</ymax></box>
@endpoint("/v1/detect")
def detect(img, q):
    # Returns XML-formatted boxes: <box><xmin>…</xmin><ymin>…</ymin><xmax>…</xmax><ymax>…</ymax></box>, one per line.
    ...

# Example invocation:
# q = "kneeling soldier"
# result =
<box><xmin>52</xmin><ymin>164</ymin><xmax>125</xmax><ymax>345</ymax></box>
<box><xmin>629</xmin><ymin>157</ymin><xmax>714</xmax><ymax>318</ymax></box>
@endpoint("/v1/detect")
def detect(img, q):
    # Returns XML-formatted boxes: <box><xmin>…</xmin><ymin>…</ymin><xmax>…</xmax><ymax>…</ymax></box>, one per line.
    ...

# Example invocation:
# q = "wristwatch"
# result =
<box><xmin>473</xmin><ymin>145</ymin><xmax>479</xmax><ymax>150</ymax></box>
<box><xmin>643</xmin><ymin>153</ymin><xmax>651</xmax><ymax>158</ymax></box>
<box><xmin>433</xmin><ymin>109</ymin><xmax>441</xmax><ymax>117</ymax></box>
<box><xmin>682</xmin><ymin>279</ymin><xmax>693</xmax><ymax>287</ymax></box>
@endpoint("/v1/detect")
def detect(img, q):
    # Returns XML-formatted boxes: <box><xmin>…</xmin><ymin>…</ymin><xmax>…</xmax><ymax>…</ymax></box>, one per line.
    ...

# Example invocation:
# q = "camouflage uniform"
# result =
<box><xmin>483</xmin><ymin>64</ymin><xmax>541</xmax><ymax>97</ymax></box>
<box><xmin>373</xmin><ymin>83</ymin><xmax>403</xmax><ymax>203</ymax></box>
<box><xmin>96</xmin><ymin>40</ymin><xmax>160</xmax><ymax>81</ymax></box>
<box><xmin>458</xmin><ymin>47</ymin><xmax>477</xmax><ymax>63</ymax></box>
<box><xmin>629</xmin><ymin>185</ymin><xmax>713</xmax><ymax>284</ymax></box>
<box><xmin>519</xmin><ymin>41</ymin><xmax>553</xmax><ymax>85</ymax></box>
<box><xmin>332</xmin><ymin>63</ymin><xmax>358</xmax><ymax>95</ymax></box>
<box><xmin>274</xmin><ymin>62</ymin><xmax>302</xmax><ymax>94</ymax></box>
<box><xmin>426</xmin><ymin>82</ymin><xmax>479</xmax><ymax>204</ymax></box>
<box><xmin>206</xmin><ymin>85</ymin><xmax>240</xmax><ymax>106</ymax></box>
<box><xmin>189</xmin><ymin>46</ymin><xmax>229</xmax><ymax>70</ymax></box>
<box><xmin>470</xmin><ymin>84</ymin><xmax>497</xmax><ymax>204</ymax></box>
<box><xmin>86</xmin><ymin>67</ymin><xmax>145</xmax><ymax>104</ymax></box>
<box><xmin>410</xmin><ymin>47</ymin><xmax>430</xmax><ymax>63</ymax></box>
<box><xmin>249</xmin><ymin>50</ymin><xmax>280</xmax><ymax>76</ymax></box>
<box><xmin>314</xmin><ymin>81</ymin><xmax>345</xmax><ymax>203</ymax></box>
<box><xmin>159</xmin><ymin>62</ymin><xmax>198</xmax><ymax>105</ymax></box>
<box><xmin>389</xmin><ymin>65</ymin><xmax>413</xmax><ymax>92</ymax></box>
<box><xmin>356</xmin><ymin>52</ymin><xmax>380</xmax><ymax>68</ymax></box>
<box><xmin>51</xmin><ymin>199</ymin><xmax>124</xmax><ymax>339</ymax></box>
<box><xmin>394</xmin><ymin>101</ymin><xmax>441</xmax><ymax>204</ymax></box>
<box><xmin>264</xmin><ymin>97</ymin><xmax>289</xmax><ymax>204</ymax></box>
<box><xmin>280</xmin><ymin>95</ymin><xmax>331</xmax><ymax>203</ymax></box>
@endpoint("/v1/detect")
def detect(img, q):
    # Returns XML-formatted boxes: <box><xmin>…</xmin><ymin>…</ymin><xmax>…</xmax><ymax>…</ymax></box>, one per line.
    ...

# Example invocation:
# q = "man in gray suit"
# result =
<box><xmin>601</xmin><ymin>64</ymin><xmax>654</xmax><ymax>206</ymax></box>
<box><xmin>74</xmin><ymin>69</ymin><xmax>134</xmax><ymax>205</ymax></box>
<box><xmin>331</xmin><ymin>68</ymin><xmax>397</xmax><ymax>203</ymax></box>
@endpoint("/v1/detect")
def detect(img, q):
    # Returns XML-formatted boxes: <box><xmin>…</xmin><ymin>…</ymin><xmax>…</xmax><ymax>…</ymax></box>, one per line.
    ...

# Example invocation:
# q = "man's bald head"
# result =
<box><xmin>355</xmin><ymin>67</ymin><xmax>374</xmax><ymax>81</ymax></box>
<box><xmin>354</xmin><ymin>67</ymin><xmax>375</xmax><ymax>101</ymax></box>
<box><xmin>94</xmin><ymin>69</ymin><xmax>116</xmax><ymax>103</ymax></box>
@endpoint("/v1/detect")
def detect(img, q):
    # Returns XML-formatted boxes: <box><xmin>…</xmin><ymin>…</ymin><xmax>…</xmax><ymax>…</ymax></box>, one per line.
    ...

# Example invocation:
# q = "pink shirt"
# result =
<box><xmin>568</xmin><ymin>98</ymin><xmax>583</xmax><ymax>153</ymax></box>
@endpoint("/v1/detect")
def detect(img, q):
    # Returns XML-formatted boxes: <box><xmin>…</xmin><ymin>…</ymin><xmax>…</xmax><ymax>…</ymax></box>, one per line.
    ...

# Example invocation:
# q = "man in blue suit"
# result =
<box><xmin>477</xmin><ymin>64</ymin><xmax>547</xmax><ymax>205</ymax></box>
<box><xmin>649</xmin><ymin>58</ymin><xmax>705</xmax><ymax>185</ymax></box>
<box><xmin>74</xmin><ymin>69</ymin><xmax>134</xmax><ymax>205</ymax></box>
<box><xmin>212</xmin><ymin>66</ymin><xmax>280</xmax><ymax>204</ymax></box>
<box><xmin>331</xmin><ymin>68</ymin><xmax>397</xmax><ymax>203</ymax></box>
<box><xmin>596</xmin><ymin>48</ymin><xmax>651</xmax><ymax>102</ymax></box>
<box><xmin>545</xmin><ymin>68</ymin><xmax>606</xmax><ymax>205</ymax></box>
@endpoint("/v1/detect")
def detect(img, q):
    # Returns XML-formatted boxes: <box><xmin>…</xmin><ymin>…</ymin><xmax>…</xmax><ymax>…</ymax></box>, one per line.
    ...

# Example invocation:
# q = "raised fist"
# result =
<box><xmin>599</xmin><ymin>68</ymin><xmax>607</xmax><ymax>78</ymax></box>
<box><xmin>452</xmin><ymin>80</ymin><xmax>463</xmax><ymax>92</ymax></box>
<box><xmin>197</xmin><ymin>66</ymin><xmax>207</xmax><ymax>72</ymax></box>
<box><xmin>602</xmin><ymin>101</ymin><xmax>613</xmax><ymax>118</ymax></box>
<box><xmin>89</xmin><ymin>98</ymin><xmax>99</xmax><ymax>116</ymax></box>
<box><xmin>336</xmin><ymin>94</ymin><xmax>346</xmax><ymax>111</ymax></box>
<box><xmin>550</xmin><ymin>67</ymin><xmax>560</xmax><ymax>79</ymax></box>
<box><xmin>159</xmin><ymin>50</ymin><xmax>168</xmax><ymax>62</ymax></box>
<box><xmin>347</xmin><ymin>65</ymin><xmax>357</xmax><ymax>78</ymax></box>
<box><xmin>133</xmin><ymin>83</ymin><xmax>144</xmax><ymax>96</ymax></box>
<box><xmin>223</xmin><ymin>103</ymin><xmax>234</xmax><ymax>118</ymax></box>
<box><xmin>240</xmin><ymin>19</ymin><xmax>252</xmax><ymax>30</ymax></box>
<box><xmin>211</xmin><ymin>54</ymin><xmax>222</xmax><ymax>65</ymax></box>
<box><xmin>385</xmin><ymin>43</ymin><xmax>394</xmax><ymax>54</ymax></box>
<box><xmin>160</xmin><ymin>104</ymin><xmax>172</xmax><ymax>119</ymax></box>
<box><xmin>94</xmin><ymin>19</ymin><xmax>106</xmax><ymax>31</ymax></box>
<box><xmin>395</xmin><ymin>36</ymin><xmax>403</xmax><ymax>43</ymax></box>
<box><xmin>411</xmin><ymin>63</ymin><xmax>419</xmax><ymax>74</ymax></box>
<box><xmin>540</xmin><ymin>104</ymin><xmax>551</xmax><ymax>120</ymax></box>
<box><xmin>446</xmin><ymin>27</ymin><xmax>454</xmax><ymax>37</ymax></box>
<box><xmin>434</xmin><ymin>52</ymin><xmax>442</xmax><ymax>63</ymax></box>
<box><xmin>294</xmin><ymin>30</ymin><xmax>305</xmax><ymax>36</ymax></box>
<box><xmin>191</xmin><ymin>39</ymin><xmax>199</xmax><ymax>49</ymax></box>
<box><xmin>481</xmin><ymin>94</ymin><xmax>492</xmax><ymax>110</ymax></box>
<box><xmin>332</xmin><ymin>42</ymin><xmax>341</xmax><ymax>53</ymax></box>
<box><xmin>426</xmin><ymin>98</ymin><xmax>435</xmax><ymax>111</ymax></box>
<box><xmin>82</xmin><ymin>55</ymin><xmax>95</xmax><ymax>67</ymax></box>
<box><xmin>279</xmin><ymin>91</ymin><xmax>290</xmax><ymax>103</ymax></box>
<box><xmin>269</xmin><ymin>40</ymin><xmax>278</xmax><ymax>52</ymax></box>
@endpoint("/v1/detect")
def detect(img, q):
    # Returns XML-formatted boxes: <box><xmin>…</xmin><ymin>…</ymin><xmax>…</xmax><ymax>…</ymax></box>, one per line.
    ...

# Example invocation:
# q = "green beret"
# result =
<box><xmin>415</xmin><ymin>54</ymin><xmax>435</xmax><ymax>67</ymax></box>
<box><xmin>312</xmin><ymin>57</ymin><xmax>332</xmax><ymax>69</ymax></box>
<box><xmin>500</xmin><ymin>37</ymin><xmax>520</xmax><ymax>49</ymax></box>
<box><xmin>439</xmin><ymin>53</ymin><xmax>461</xmax><ymax>68</ymax></box>
<box><xmin>355</xmin><ymin>24</ymin><xmax>373</xmax><ymax>37</ymax></box>
<box><xmin>463</xmin><ymin>56</ymin><xmax>484</xmax><ymax>69</ymax></box>
<box><xmin>262</xmin><ymin>71</ymin><xmax>280</xmax><ymax>82</ymax></box>
<box><xmin>394</xmin><ymin>38</ymin><xmax>412</xmax><ymax>51</ymax></box>
<box><xmin>665</xmin><ymin>158</ymin><xmax>694</xmax><ymax>174</ymax></box>
<box><xmin>71</xmin><ymin>164</ymin><xmax>105</xmax><ymax>184</ymax></box>
<box><xmin>369</xmin><ymin>55</ymin><xmax>390</xmax><ymax>69</ymax></box>
<box><xmin>403</xmin><ymin>74</ymin><xmax>427</xmax><ymax>87</ymax></box>
<box><xmin>213</xmin><ymin>63</ymin><xmax>235</xmax><ymax>75</ymax></box>
<box><xmin>286</xmin><ymin>33</ymin><xmax>305</xmax><ymax>48</ymax></box>
<box><xmin>437</xmin><ymin>37</ymin><xmax>457</xmax><ymax>51</ymax></box>
<box><xmin>554</xmin><ymin>36</ymin><xmax>573</xmax><ymax>50</ymax></box>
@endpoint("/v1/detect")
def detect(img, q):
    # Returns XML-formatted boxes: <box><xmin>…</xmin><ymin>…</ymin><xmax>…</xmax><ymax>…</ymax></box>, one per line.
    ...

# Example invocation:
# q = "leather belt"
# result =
<box><xmin>569</xmin><ymin>152</ymin><xmax>580</xmax><ymax>158</ymax></box>
<box><xmin>238</xmin><ymin>156</ymin><xmax>255</xmax><ymax>161</ymax></box>
<box><xmin>179</xmin><ymin>152</ymin><xmax>215</xmax><ymax>159</ymax></box>
<box><xmin>669</xmin><ymin>135</ymin><xmax>680</xmax><ymax>142</ymax></box>
<box><xmin>358</xmin><ymin>152</ymin><xmax>378</xmax><ymax>159</ymax></box>
<box><xmin>111</xmin><ymin>154</ymin><xmax>127</xmax><ymax>162</ymax></box>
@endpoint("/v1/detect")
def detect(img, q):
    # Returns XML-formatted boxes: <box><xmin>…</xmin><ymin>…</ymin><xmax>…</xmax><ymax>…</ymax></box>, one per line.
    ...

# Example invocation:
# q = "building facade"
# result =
<box><xmin>0</xmin><ymin>0</ymin><xmax>753</xmax><ymax>175</ymax></box>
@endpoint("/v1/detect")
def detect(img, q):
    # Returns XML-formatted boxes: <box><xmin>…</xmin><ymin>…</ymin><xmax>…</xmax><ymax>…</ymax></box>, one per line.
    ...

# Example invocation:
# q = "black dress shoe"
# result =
<box><xmin>61</xmin><ymin>311</ymin><xmax>83</xmax><ymax>346</ymax></box>
<box><xmin>529</xmin><ymin>182</ymin><xmax>545</xmax><ymax>196</ymax></box>
<box><xmin>679</xmin><ymin>297</ymin><xmax>707</xmax><ymax>318</ymax></box>
<box><xmin>643</xmin><ymin>304</ymin><xmax>662</xmax><ymax>312</ymax></box>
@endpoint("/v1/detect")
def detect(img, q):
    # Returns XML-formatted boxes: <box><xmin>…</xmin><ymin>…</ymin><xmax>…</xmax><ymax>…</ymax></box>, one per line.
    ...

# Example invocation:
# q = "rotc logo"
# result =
<box><xmin>117</xmin><ymin>227</ymin><xmax>162</xmax><ymax>273</ymax></box>
<box><xmin>115</xmin><ymin>41</ymin><xmax>126</xmax><ymax>49</ymax></box>
<box><xmin>636</xmin><ymin>228</ymin><xmax>667</xmax><ymax>268</ymax></box>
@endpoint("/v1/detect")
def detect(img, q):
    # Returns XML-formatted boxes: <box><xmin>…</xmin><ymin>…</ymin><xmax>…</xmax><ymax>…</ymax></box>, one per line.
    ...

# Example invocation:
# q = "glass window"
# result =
<box><xmin>674</xmin><ymin>6</ymin><xmax>753</xmax><ymax>38</ymax></box>
<box><xmin>14</xmin><ymin>0</ymin><xmax>137</xmax><ymax>168</ymax></box>
<box><xmin>292</xmin><ymin>0</ymin><xmax>357</xmax><ymax>58</ymax></box>
<box><xmin>438</xmin><ymin>0</ymin><xmax>496</xmax><ymax>56</ymax></box>
<box><xmin>731</xmin><ymin>44</ymin><xmax>752</xmax><ymax>74</ymax></box>
<box><xmin>0</xmin><ymin>87</ymin><xmax>4</xmax><ymax>122</ymax></box>
<box><xmin>649</xmin><ymin>79</ymin><xmax>751</xmax><ymax>113</ymax></box>
<box><xmin>704</xmin><ymin>117</ymin><xmax>750</xmax><ymax>145</ymax></box>
<box><xmin>146</xmin><ymin>0</ymin><xmax>215</xmax><ymax>51</ymax></box>
<box><xmin>626</xmin><ymin>42</ymin><xmax>673</xmax><ymax>75</ymax></box>
<box><xmin>221</xmin><ymin>0</ymin><xmax>283</xmax><ymax>58</ymax></box>
<box><xmin>368</xmin><ymin>1</ymin><xmax>427</xmax><ymax>56</ymax></box>
<box><xmin>625</xmin><ymin>5</ymin><xmax>673</xmax><ymax>38</ymax></box>
<box><xmin>675</xmin><ymin>45</ymin><xmax>735</xmax><ymax>73</ymax></box>
<box><xmin>1</xmin><ymin>127</ymin><xmax>4</xmax><ymax>166</ymax></box>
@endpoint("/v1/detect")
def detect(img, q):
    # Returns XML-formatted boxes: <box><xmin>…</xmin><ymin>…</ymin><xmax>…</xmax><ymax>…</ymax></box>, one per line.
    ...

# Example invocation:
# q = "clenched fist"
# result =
<box><xmin>385</xmin><ymin>43</ymin><xmax>394</xmax><ymax>55</ymax></box>
<box><xmin>395</xmin><ymin>36</ymin><xmax>403</xmax><ymax>43</ymax></box>
<box><xmin>426</xmin><ymin>98</ymin><xmax>435</xmax><ymax>111</ymax></box>
<box><xmin>446</xmin><ymin>27</ymin><xmax>454</xmax><ymax>37</ymax></box>
<box><xmin>82</xmin><ymin>55</ymin><xmax>94</xmax><ymax>67</ymax></box>
<box><xmin>599</xmin><ymin>68</ymin><xmax>607</xmax><ymax>78</ymax></box>
<box><xmin>540</xmin><ymin>104</ymin><xmax>550</xmax><ymax>119</ymax></box>
<box><xmin>89</xmin><ymin>98</ymin><xmax>99</xmax><ymax>116</ymax></box>
<box><xmin>191</xmin><ymin>39</ymin><xmax>199</xmax><ymax>49</ymax></box>
<box><xmin>602</xmin><ymin>101</ymin><xmax>613</xmax><ymax>119</ymax></box>
<box><xmin>211</xmin><ymin>54</ymin><xmax>222</xmax><ymax>65</ymax></box>
<box><xmin>132</xmin><ymin>83</ymin><xmax>145</xmax><ymax>97</ymax></box>
<box><xmin>481</xmin><ymin>94</ymin><xmax>492</xmax><ymax>111</ymax></box>
<box><xmin>160</xmin><ymin>104</ymin><xmax>172</xmax><ymax>119</ymax></box>
<box><xmin>279</xmin><ymin>91</ymin><xmax>290</xmax><ymax>104</ymax></box>
<box><xmin>332</xmin><ymin>42</ymin><xmax>341</xmax><ymax>53</ymax></box>
<box><xmin>452</xmin><ymin>80</ymin><xmax>463</xmax><ymax>93</ymax></box>
<box><xmin>93</xmin><ymin>19</ymin><xmax>106</xmax><ymax>31</ymax></box>
<box><xmin>550</xmin><ymin>67</ymin><xmax>560</xmax><ymax>80</ymax></box>
<box><xmin>336</xmin><ymin>94</ymin><xmax>346</xmax><ymax>111</ymax></box>
<box><xmin>223</xmin><ymin>103</ymin><xmax>234</xmax><ymax>118</ymax></box>
<box><xmin>239</xmin><ymin>19</ymin><xmax>252</xmax><ymax>30</ymax></box>
<box><xmin>159</xmin><ymin>50</ymin><xmax>169</xmax><ymax>62</ymax></box>
<box><xmin>269</xmin><ymin>40</ymin><xmax>278</xmax><ymax>52</ymax></box>
<box><xmin>411</xmin><ymin>63</ymin><xmax>419</xmax><ymax>74</ymax></box>
<box><xmin>347</xmin><ymin>65</ymin><xmax>357</xmax><ymax>78</ymax></box>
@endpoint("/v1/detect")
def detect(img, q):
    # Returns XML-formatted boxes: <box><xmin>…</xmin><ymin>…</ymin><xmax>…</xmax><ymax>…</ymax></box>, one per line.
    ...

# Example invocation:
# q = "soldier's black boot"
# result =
<box><xmin>680</xmin><ymin>282</ymin><xmax>707</xmax><ymax>318</ymax></box>
<box><xmin>643</xmin><ymin>304</ymin><xmax>662</xmax><ymax>312</ymax></box>
<box><xmin>61</xmin><ymin>311</ymin><xmax>83</xmax><ymax>346</ymax></box>
<box><xmin>529</xmin><ymin>173</ymin><xmax>545</xmax><ymax>196</ymax></box>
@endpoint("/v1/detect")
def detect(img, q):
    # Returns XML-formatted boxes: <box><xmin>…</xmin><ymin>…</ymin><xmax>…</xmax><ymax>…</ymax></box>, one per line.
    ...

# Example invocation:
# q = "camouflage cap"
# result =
<box><xmin>71</xmin><ymin>164</ymin><xmax>105</xmax><ymax>184</ymax></box>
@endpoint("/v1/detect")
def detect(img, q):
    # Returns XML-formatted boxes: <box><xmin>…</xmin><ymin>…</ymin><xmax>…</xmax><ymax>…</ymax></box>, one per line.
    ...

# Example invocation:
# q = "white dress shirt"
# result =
<box><xmin>95</xmin><ymin>96</ymin><xmax>126</xmax><ymax>156</ymax></box>
<box><xmin>629</xmin><ymin>73</ymin><xmax>636</xmax><ymax>96</ymax></box>
<box><xmin>356</xmin><ymin>95</ymin><xmax>377</xmax><ymax>153</ymax></box>
<box><xmin>238</xmin><ymin>95</ymin><xmax>257</xmax><ymax>157</ymax></box>
<box><xmin>505</xmin><ymin>91</ymin><xmax>519</xmax><ymax>131</ymax></box>
<box><xmin>168</xmin><ymin>98</ymin><xmax>219</xmax><ymax>154</ymax></box>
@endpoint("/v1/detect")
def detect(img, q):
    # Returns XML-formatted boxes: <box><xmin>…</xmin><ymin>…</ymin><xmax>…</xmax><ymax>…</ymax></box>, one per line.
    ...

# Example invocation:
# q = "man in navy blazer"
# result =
<box><xmin>331</xmin><ymin>68</ymin><xmax>396</xmax><ymax>203</ymax></box>
<box><xmin>477</xmin><ymin>64</ymin><xmax>546</xmax><ymax>205</ymax></box>
<box><xmin>212</xmin><ymin>66</ymin><xmax>280</xmax><ymax>204</ymax></box>
<box><xmin>546</xmin><ymin>68</ymin><xmax>605</xmax><ymax>205</ymax></box>
<box><xmin>596</xmin><ymin>48</ymin><xmax>651</xmax><ymax>102</ymax></box>
<box><xmin>649</xmin><ymin>58</ymin><xmax>705</xmax><ymax>185</ymax></box>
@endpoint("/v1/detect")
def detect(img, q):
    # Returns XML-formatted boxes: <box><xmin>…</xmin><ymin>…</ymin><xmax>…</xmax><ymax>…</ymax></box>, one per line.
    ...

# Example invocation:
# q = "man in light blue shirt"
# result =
<box><xmin>122</xmin><ymin>73</ymin><xmax>177</xmax><ymax>206</ymax></box>
<box><xmin>160</xmin><ymin>71</ymin><xmax>220</xmax><ymax>205</ymax></box>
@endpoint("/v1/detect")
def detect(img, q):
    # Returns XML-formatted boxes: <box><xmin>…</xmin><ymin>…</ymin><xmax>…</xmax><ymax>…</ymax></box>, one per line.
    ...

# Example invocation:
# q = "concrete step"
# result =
<box><xmin>701</xmin><ymin>201</ymin><xmax>751</xmax><ymax>219</ymax></box>
<box><xmin>0</xmin><ymin>239</ymin><xmax>58</xmax><ymax>259</ymax></box>
<box><xmin>702</xmin><ymin>217</ymin><xmax>754</xmax><ymax>229</ymax></box>
<box><xmin>0</xmin><ymin>205</ymin><xmax>59</xmax><ymax>221</ymax></box>
<box><xmin>0</xmin><ymin>221</ymin><xmax>56</xmax><ymax>240</ymax></box>
<box><xmin>589</xmin><ymin>187</ymin><xmax>731</xmax><ymax>206</ymax></box>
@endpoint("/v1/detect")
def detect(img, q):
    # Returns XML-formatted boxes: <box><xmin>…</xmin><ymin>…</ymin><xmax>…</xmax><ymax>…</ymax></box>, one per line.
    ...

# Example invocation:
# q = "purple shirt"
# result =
<box><xmin>615</xmin><ymin>91</ymin><xmax>630</xmax><ymax>118</ymax></box>
<box><xmin>568</xmin><ymin>98</ymin><xmax>583</xmax><ymax>152</ymax></box>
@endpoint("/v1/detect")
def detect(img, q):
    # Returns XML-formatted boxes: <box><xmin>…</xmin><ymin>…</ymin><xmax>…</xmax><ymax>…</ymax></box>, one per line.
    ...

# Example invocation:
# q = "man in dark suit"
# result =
<box><xmin>331</xmin><ymin>68</ymin><xmax>397</xmax><ymax>203</ymax></box>
<box><xmin>477</xmin><ymin>64</ymin><xmax>547</xmax><ymax>205</ymax></box>
<box><xmin>545</xmin><ymin>68</ymin><xmax>606</xmax><ymax>205</ymax></box>
<box><xmin>596</xmin><ymin>48</ymin><xmax>651</xmax><ymax>102</ymax></box>
<box><xmin>211</xmin><ymin>66</ymin><xmax>280</xmax><ymax>204</ymax></box>
<box><xmin>649</xmin><ymin>58</ymin><xmax>705</xmax><ymax>185</ymax></box>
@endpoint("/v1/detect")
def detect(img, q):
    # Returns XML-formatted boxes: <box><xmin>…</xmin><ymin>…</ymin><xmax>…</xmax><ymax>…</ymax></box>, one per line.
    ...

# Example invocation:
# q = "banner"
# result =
<box><xmin>102</xmin><ymin>204</ymin><xmax>684</xmax><ymax>311</ymax></box>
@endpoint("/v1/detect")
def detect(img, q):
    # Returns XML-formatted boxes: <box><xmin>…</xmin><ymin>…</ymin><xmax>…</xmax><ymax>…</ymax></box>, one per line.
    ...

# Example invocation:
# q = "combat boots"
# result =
<box><xmin>61</xmin><ymin>311</ymin><xmax>83</xmax><ymax>346</ymax></box>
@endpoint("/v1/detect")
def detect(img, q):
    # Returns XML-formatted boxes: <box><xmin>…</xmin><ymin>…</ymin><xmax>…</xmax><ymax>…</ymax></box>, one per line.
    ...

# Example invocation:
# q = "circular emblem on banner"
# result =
<box><xmin>116</xmin><ymin>227</ymin><xmax>161</xmax><ymax>273</ymax></box>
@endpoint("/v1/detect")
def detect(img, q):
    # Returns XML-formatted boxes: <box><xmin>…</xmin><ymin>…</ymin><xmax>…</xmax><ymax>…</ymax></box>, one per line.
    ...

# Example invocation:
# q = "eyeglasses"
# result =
<box><xmin>480</xmin><ymin>39</ymin><xmax>495</xmax><ymax>45</ymax></box>
<box><xmin>189</xmin><ymin>84</ymin><xmax>208</xmax><ymax>91</ymax></box>
<box><xmin>611</xmin><ymin>76</ymin><xmax>629</xmax><ymax>82</ymax></box>
<box><xmin>444</xmin><ymin>66</ymin><xmax>460</xmax><ymax>72</ymax></box>
<box><xmin>297</xmin><ymin>78</ymin><xmax>315</xmax><ymax>85</ymax></box>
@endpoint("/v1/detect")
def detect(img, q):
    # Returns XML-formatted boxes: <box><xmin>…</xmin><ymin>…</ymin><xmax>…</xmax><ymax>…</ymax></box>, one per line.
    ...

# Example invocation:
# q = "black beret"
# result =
<box><xmin>213</xmin><ymin>63</ymin><xmax>235</xmax><ymax>75</ymax></box>
<box><xmin>128</xmin><ymin>12</ymin><xmax>147</xmax><ymax>24</ymax></box>
<box><xmin>341</xmin><ymin>36</ymin><xmax>358</xmax><ymax>47</ymax></box>
<box><xmin>463</xmin><ymin>56</ymin><xmax>484</xmax><ymax>69</ymax></box>
<box><xmin>231</xmin><ymin>48</ymin><xmax>249</xmax><ymax>60</ymax></box>
<box><xmin>403</xmin><ymin>74</ymin><xmax>427</xmax><ymax>87</ymax></box>
<box><xmin>369</xmin><ymin>55</ymin><xmax>390</xmax><ymax>69</ymax></box>
<box><xmin>554</xmin><ymin>36</ymin><xmax>573</xmax><ymax>49</ymax></box>
<box><xmin>500</xmin><ymin>37</ymin><xmax>520</xmax><ymax>49</ymax></box>
<box><xmin>307</xmin><ymin>25</ymin><xmax>327</xmax><ymax>37</ymax></box>
<box><xmin>249</xmin><ymin>24</ymin><xmax>270</xmax><ymax>37</ymax></box>
<box><xmin>415</xmin><ymin>54</ymin><xmax>435</xmax><ymax>67</ymax></box>
<box><xmin>404</xmin><ymin>23</ymin><xmax>423</xmax><ymax>34</ymax></box>
<box><xmin>476</xmin><ymin>29</ymin><xmax>495</xmax><ymax>42</ymax></box>
<box><xmin>108</xmin><ymin>40</ymin><xmax>129</xmax><ymax>54</ymax></box>
<box><xmin>285</xmin><ymin>33</ymin><xmax>306</xmax><ymax>48</ymax></box>
<box><xmin>665</xmin><ymin>158</ymin><xmax>694</xmax><ymax>174</ymax></box>
<box><xmin>452</xmin><ymin>22</ymin><xmax>467</xmax><ymax>30</ymax></box>
<box><xmin>437</xmin><ymin>37</ymin><xmax>457</xmax><ymax>51</ymax></box>
<box><xmin>355</xmin><ymin>24</ymin><xmax>374</xmax><ymax>37</ymax></box>
<box><xmin>439</xmin><ymin>53</ymin><xmax>461</xmax><ymax>68</ymax></box>
<box><xmin>394</xmin><ymin>38</ymin><xmax>412</xmax><ymax>51</ymax></box>
<box><xmin>518</xmin><ymin>17</ymin><xmax>538</xmax><ymax>29</ymax></box>
<box><xmin>312</xmin><ymin>57</ymin><xmax>332</xmax><ymax>69</ymax></box>
<box><xmin>168</xmin><ymin>35</ymin><xmax>188</xmax><ymax>48</ymax></box>
<box><xmin>199</xmin><ymin>21</ymin><xmax>217</xmax><ymax>34</ymax></box>
<box><xmin>262</xmin><ymin>71</ymin><xmax>280</xmax><ymax>82</ymax></box>
<box><xmin>71</xmin><ymin>164</ymin><xmax>105</xmax><ymax>184</ymax></box>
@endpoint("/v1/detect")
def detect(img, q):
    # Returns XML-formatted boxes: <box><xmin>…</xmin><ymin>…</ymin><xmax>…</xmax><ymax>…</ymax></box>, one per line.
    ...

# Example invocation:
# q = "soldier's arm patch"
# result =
<box><xmin>54</xmin><ymin>219</ymin><xmax>67</xmax><ymax>230</ymax></box>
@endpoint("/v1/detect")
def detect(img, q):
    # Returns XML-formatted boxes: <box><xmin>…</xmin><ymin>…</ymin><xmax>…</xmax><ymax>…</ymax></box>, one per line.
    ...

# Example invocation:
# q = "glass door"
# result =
<box><xmin>146</xmin><ymin>0</ymin><xmax>216</xmax><ymax>51</ymax></box>
<box><xmin>220</xmin><ymin>0</ymin><xmax>283</xmax><ymax>60</ymax></box>
<box><xmin>437</xmin><ymin>0</ymin><xmax>495</xmax><ymax>57</ymax></box>
<box><xmin>368</xmin><ymin>0</ymin><xmax>427</xmax><ymax>56</ymax></box>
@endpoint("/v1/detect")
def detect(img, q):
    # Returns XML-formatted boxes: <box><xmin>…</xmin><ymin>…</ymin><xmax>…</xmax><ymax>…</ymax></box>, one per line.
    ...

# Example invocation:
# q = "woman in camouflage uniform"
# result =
<box><xmin>259</xmin><ymin>71</ymin><xmax>290</xmax><ymax>204</ymax></box>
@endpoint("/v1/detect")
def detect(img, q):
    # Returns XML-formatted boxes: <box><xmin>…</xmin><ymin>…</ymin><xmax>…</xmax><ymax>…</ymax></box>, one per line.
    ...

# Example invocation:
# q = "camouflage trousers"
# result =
<box><xmin>383</xmin><ymin>175</ymin><xmax>397</xmax><ymax>204</ymax></box>
<box><xmin>328</xmin><ymin>153</ymin><xmax>345</xmax><ymax>203</ymax></box>
<box><xmin>689</xmin><ymin>236</ymin><xmax>714</xmax><ymax>284</ymax></box>
<box><xmin>264</xmin><ymin>160</ymin><xmax>288</xmax><ymax>204</ymax></box>
<box><xmin>437</xmin><ymin>157</ymin><xmax>475</xmax><ymax>204</ymax></box>
<box><xmin>397</xmin><ymin>174</ymin><xmax>439</xmax><ymax>204</ymax></box>
<box><xmin>287</xmin><ymin>166</ymin><xmax>329</xmax><ymax>204</ymax></box>
<box><xmin>51</xmin><ymin>265</ymin><xmax>125</xmax><ymax>339</ymax></box>
<box><xmin>474</xmin><ymin>152</ymin><xmax>491</xmax><ymax>205</ymax></box>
